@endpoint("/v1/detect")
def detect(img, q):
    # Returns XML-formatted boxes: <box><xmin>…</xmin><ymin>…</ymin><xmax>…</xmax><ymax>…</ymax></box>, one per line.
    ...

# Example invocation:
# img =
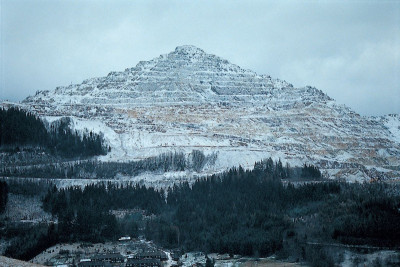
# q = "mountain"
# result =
<box><xmin>16</xmin><ymin>45</ymin><xmax>400</xmax><ymax>181</ymax></box>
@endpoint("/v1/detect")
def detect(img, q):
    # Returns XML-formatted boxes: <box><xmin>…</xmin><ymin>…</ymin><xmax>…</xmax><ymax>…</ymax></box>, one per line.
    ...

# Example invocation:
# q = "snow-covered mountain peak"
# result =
<box><xmin>125</xmin><ymin>45</ymin><xmax>259</xmax><ymax>78</ymax></box>
<box><xmin>174</xmin><ymin>45</ymin><xmax>206</xmax><ymax>55</ymax></box>
<box><xmin>25</xmin><ymin>46</ymin><xmax>305</xmax><ymax>106</ymax></box>
<box><xmin>18</xmin><ymin>46</ymin><xmax>400</xmax><ymax>182</ymax></box>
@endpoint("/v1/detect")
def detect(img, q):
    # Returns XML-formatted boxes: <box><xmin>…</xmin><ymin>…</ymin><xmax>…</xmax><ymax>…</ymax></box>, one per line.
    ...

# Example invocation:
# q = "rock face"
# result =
<box><xmin>21</xmin><ymin>45</ymin><xmax>400</xmax><ymax>181</ymax></box>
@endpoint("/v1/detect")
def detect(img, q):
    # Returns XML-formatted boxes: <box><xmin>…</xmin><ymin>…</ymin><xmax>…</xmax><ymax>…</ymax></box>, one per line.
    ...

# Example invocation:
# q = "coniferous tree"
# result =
<box><xmin>0</xmin><ymin>181</ymin><xmax>8</xmax><ymax>213</ymax></box>
<box><xmin>0</xmin><ymin>107</ymin><xmax>107</xmax><ymax>158</ymax></box>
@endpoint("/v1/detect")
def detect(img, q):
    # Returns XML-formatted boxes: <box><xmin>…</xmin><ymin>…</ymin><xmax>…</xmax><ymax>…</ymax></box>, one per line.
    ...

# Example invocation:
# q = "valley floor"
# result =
<box><xmin>28</xmin><ymin>240</ymin><xmax>400</xmax><ymax>267</ymax></box>
<box><xmin>30</xmin><ymin>240</ymin><xmax>307</xmax><ymax>267</ymax></box>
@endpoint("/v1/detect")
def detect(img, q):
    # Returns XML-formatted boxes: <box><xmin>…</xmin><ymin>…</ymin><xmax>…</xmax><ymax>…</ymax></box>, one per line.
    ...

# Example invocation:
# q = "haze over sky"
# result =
<box><xmin>1</xmin><ymin>0</ymin><xmax>399</xmax><ymax>116</ymax></box>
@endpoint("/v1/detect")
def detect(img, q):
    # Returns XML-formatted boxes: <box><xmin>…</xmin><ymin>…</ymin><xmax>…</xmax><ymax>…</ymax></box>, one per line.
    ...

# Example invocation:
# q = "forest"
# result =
<box><xmin>1</xmin><ymin>150</ymin><xmax>217</xmax><ymax>179</ymax></box>
<box><xmin>1</xmin><ymin>160</ymin><xmax>399</xmax><ymax>266</ymax></box>
<box><xmin>0</xmin><ymin>181</ymin><xmax>7</xmax><ymax>213</ymax></box>
<box><xmin>0</xmin><ymin>107</ymin><xmax>107</xmax><ymax>158</ymax></box>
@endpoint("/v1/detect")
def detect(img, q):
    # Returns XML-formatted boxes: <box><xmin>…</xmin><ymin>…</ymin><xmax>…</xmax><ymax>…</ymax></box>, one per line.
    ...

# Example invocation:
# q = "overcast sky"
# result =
<box><xmin>1</xmin><ymin>0</ymin><xmax>399</xmax><ymax>116</ymax></box>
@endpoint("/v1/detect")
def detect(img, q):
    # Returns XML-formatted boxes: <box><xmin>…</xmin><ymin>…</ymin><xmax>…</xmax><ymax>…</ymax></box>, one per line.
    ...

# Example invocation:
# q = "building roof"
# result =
<box><xmin>119</xmin><ymin>236</ymin><xmax>131</xmax><ymax>241</ymax></box>
<box><xmin>92</xmin><ymin>253</ymin><xmax>124</xmax><ymax>260</ymax></box>
<box><xmin>127</xmin><ymin>258</ymin><xmax>161</xmax><ymax>264</ymax></box>
<box><xmin>135</xmin><ymin>251</ymin><xmax>167</xmax><ymax>259</ymax></box>
<box><xmin>78</xmin><ymin>260</ymin><xmax>112</xmax><ymax>267</ymax></box>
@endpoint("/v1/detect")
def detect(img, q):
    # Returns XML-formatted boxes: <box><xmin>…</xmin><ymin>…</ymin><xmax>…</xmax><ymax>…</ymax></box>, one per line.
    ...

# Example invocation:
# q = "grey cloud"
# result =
<box><xmin>1</xmin><ymin>0</ymin><xmax>399</xmax><ymax>116</ymax></box>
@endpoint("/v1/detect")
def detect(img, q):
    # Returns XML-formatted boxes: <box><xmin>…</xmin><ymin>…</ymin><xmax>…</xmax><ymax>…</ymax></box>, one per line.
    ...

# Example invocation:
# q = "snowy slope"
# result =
<box><xmin>378</xmin><ymin>114</ymin><xmax>400</xmax><ymax>143</ymax></box>
<box><xmin>12</xmin><ymin>45</ymin><xmax>400</xmax><ymax>181</ymax></box>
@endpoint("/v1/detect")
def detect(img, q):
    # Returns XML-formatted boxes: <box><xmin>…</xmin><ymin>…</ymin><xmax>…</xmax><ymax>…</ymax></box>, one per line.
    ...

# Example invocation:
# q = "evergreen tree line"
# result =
<box><xmin>253</xmin><ymin>158</ymin><xmax>322</xmax><ymax>179</ymax></box>
<box><xmin>0</xmin><ymin>181</ymin><xmax>8</xmax><ymax>213</ymax></box>
<box><xmin>40</xmin><ymin>183</ymin><xmax>164</xmax><ymax>243</ymax></box>
<box><xmin>154</xmin><ymin>165</ymin><xmax>336</xmax><ymax>255</ymax></box>
<box><xmin>1</xmin><ymin>150</ymin><xmax>216</xmax><ymax>178</ymax></box>
<box><xmin>0</xmin><ymin>107</ymin><xmax>107</xmax><ymax>158</ymax></box>
<box><xmin>330</xmin><ymin>183</ymin><xmax>400</xmax><ymax>247</ymax></box>
<box><xmin>4</xmin><ymin>159</ymin><xmax>400</xmax><ymax>265</ymax></box>
<box><xmin>2</xmin><ymin>223</ymin><xmax>57</xmax><ymax>261</ymax></box>
<box><xmin>301</xmin><ymin>163</ymin><xmax>322</xmax><ymax>179</ymax></box>
<box><xmin>0</xmin><ymin>107</ymin><xmax>48</xmax><ymax>147</ymax></box>
<box><xmin>253</xmin><ymin>158</ymin><xmax>290</xmax><ymax>179</ymax></box>
<box><xmin>3</xmin><ymin>182</ymin><xmax>164</xmax><ymax>260</ymax></box>
<box><xmin>42</xmin><ymin>183</ymin><xmax>164</xmax><ymax>216</ymax></box>
<box><xmin>6</xmin><ymin>179</ymin><xmax>52</xmax><ymax>197</ymax></box>
<box><xmin>38</xmin><ymin>160</ymin><xmax>338</xmax><ymax>258</ymax></box>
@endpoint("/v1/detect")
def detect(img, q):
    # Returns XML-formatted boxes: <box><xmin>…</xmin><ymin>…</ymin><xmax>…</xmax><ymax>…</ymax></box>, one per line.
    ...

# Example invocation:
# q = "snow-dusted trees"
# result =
<box><xmin>1</xmin><ymin>150</ymin><xmax>217</xmax><ymax>179</ymax></box>
<box><xmin>190</xmin><ymin>150</ymin><xmax>217</xmax><ymax>172</ymax></box>
<box><xmin>0</xmin><ymin>107</ymin><xmax>107</xmax><ymax>158</ymax></box>
<box><xmin>48</xmin><ymin>119</ymin><xmax>106</xmax><ymax>158</ymax></box>
<box><xmin>191</xmin><ymin>150</ymin><xmax>206</xmax><ymax>172</ymax></box>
